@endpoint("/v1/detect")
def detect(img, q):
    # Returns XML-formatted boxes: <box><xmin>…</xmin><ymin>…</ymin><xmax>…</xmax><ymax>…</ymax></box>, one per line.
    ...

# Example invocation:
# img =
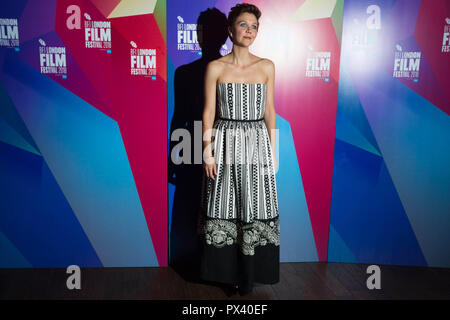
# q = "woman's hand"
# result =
<box><xmin>273</xmin><ymin>154</ymin><xmax>278</xmax><ymax>172</ymax></box>
<box><xmin>203</xmin><ymin>156</ymin><xmax>217</xmax><ymax>180</ymax></box>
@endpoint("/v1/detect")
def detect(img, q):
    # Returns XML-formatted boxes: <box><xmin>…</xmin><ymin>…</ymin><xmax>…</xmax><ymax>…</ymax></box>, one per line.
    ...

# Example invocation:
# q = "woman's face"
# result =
<box><xmin>229</xmin><ymin>12</ymin><xmax>259</xmax><ymax>46</ymax></box>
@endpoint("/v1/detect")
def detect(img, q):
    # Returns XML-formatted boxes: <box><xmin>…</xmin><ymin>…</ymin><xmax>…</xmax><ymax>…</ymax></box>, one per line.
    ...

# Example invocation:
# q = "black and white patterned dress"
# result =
<box><xmin>197</xmin><ymin>82</ymin><xmax>280</xmax><ymax>290</ymax></box>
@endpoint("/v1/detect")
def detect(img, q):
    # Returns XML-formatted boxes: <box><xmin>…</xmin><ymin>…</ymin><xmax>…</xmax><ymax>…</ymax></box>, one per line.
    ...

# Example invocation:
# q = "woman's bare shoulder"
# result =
<box><xmin>259</xmin><ymin>58</ymin><xmax>275</xmax><ymax>79</ymax></box>
<box><xmin>248</xmin><ymin>53</ymin><xmax>272</xmax><ymax>65</ymax></box>
<box><xmin>208</xmin><ymin>56</ymin><xmax>229</xmax><ymax>70</ymax></box>
<box><xmin>260</xmin><ymin>57</ymin><xmax>275</xmax><ymax>68</ymax></box>
<box><xmin>205</xmin><ymin>58</ymin><xmax>225</xmax><ymax>78</ymax></box>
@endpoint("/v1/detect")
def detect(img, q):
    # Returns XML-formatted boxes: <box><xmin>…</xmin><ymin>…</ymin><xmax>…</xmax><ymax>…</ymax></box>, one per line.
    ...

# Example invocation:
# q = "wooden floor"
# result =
<box><xmin>1</xmin><ymin>262</ymin><xmax>449</xmax><ymax>300</ymax></box>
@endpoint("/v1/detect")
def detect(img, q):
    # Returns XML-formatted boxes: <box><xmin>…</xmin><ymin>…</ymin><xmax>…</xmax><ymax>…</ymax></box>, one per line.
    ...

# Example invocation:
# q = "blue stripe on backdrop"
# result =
<box><xmin>0</xmin><ymin>51</ymin><xmax>158</xmax><ymax>267</ymax></box>
<box><xmin>277</xmin><ymin>114</ymin><xmax>318</xmax><ymax>262</ymax></box>
<box><xmin>0</xmin><ymin>140</ymin><xmax>102</xmax><ymax>267</ymax></box>
<box><xmin>0</xmin><ymin>231</ymin><xmax>33</xmax><ymax>268</ymax></box>
<box><xmin>329</xmin><ymin>139</ymin><xmax>427</xmax><ymax>266</ymax></box>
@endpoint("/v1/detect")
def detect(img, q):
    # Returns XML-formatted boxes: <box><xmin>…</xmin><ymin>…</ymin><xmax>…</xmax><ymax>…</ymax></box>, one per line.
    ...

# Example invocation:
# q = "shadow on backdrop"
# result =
<box><xmin>168</xmin><ymin>8</ymin><xmax>228</xmax><ymax>284</ymax></box>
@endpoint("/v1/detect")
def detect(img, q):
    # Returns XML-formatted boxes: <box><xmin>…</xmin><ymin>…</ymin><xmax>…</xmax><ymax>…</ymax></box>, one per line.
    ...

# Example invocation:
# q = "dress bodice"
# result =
<box><xmin>216</xmin><ymin>83</ymin><xmax>267</xmax><ymax>121</ymax></box>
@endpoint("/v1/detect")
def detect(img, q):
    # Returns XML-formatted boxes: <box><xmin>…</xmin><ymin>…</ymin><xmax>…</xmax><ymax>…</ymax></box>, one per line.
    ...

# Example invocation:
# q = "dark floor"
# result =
<box><xmin>1</xmin><ymin>262</ymin><xmax>449</xmax><ymax>300</ymax></box>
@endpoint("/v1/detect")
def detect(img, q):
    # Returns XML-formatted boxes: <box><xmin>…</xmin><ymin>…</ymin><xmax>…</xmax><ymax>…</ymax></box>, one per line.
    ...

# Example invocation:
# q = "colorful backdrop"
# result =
<box><xmin>1</xmin><ymin>0</ymin><xmax>448</xmax><ymax>269</ymax></box>
<box><xmin>328</xmin><ymin>0</ymin><xmax>450</xmax><ymax>268</ymax></box>
<box><xmin>168</xmin><ymin>0</ymin><xmax>450</xmax><ymax>269</ymax></box>
<box><xmin>0</xmin><ymin>0</ymin><xmax>167</xmax><ymax>268</ymax></box>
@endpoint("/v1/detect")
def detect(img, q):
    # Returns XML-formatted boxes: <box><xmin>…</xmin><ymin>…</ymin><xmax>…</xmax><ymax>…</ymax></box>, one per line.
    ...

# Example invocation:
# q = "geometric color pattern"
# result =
<box><xmin>168</xmin><ymin>0</ymin><xmax>344</xmax><ymax>264</ymax></box>
<box><xmin>2</xmin><ymin>0</ymin><xmax>449</xmax><ymax>269</ymax></box>
<box><xmin>329</xmin><ymin>0</ymin><xmax>450</xmax><ymax>268</ymax></box>
<box><xmin>1</xmin><ymin>0</ymin><xmax>167</xmax><ymax>267</ymax></box>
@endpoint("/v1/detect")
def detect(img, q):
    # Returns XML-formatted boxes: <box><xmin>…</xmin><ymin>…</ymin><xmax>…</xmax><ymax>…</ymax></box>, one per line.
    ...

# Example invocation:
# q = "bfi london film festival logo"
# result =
<box><xmin>38</xmin><ymin>38</ymin><xmax>68</xmax><ymax>78</ymax></box>
<box><xmin>176</xmin><ymin>15</ymin><xmax>202</xmax><ymax>55</ymax></box>
<box><xmin>66</xmin><ymin>5</ymin><xmax>111</xmax><ymax>54</ymax></box>
<box><xmin>393</xmin><ymin>44</ymin><xmax>421</xmax><ymax>82</ymax></box>
<box><xmin>442</xmin><ymin>17</ymin><xmax>450</xmax><ymax>53</ymax></box>
<box><xmin>351</xmin><ymin>5</ymin><xmax>381</xmax><ymax>51</ymax></box>
<box><xmin>130</xmin><ymin>41</ymin><xmax>157</xmax><ymax>79</ymax></box>
<box><xmin>83</xmin><ymin>13</ymin><xmax>111</xmax><ymax>53</ymax></box>
<box><xmin>305</xmin><ymin>46</ymin><xmax>331</xmax><ymax>82</ymax></box>
<box><xmin>0</xmin><ymin>18</ymin><xmax>19</xmax><ymax>50</ymax></box>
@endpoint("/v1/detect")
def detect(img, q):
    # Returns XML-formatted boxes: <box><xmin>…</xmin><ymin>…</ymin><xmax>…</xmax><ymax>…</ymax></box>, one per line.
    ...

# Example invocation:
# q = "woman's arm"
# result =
<box><xmin>263</xmin><ymin>59</ymin><xmax>277</xmax><ymax>154</ymax></box>
<box><xmin>202</xmin><ymin>61</ymin><xmax>220</xmax><ymax>178</ymax></box>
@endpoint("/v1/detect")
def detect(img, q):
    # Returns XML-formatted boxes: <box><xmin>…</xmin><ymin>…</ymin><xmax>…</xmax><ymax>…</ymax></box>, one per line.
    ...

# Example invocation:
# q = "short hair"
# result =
<box><xmin>227</xmin><ymin>3</ymin><xmax>261</xmax><ymax>28</ymax></box>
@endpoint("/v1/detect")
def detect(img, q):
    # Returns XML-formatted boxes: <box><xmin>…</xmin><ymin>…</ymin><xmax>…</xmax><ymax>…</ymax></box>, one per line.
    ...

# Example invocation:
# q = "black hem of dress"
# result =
<box><xmin>198</xmin><ymin>238</ymin><xmax>280</xmax><ymax>288</ymax></box>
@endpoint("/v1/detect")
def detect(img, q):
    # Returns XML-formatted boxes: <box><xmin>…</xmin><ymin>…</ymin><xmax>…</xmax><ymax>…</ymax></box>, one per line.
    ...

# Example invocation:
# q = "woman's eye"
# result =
<box><xmin>252</xmin><ymin>25</ymin><xmax>257</xmax><ymax>29</ymax></box>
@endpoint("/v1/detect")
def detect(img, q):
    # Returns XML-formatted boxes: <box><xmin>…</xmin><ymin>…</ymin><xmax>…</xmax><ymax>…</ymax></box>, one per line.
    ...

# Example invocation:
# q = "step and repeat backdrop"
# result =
<box><xmin>329</xmin><ymin>0</ymin><xmax>449</xmax><ymax>268</ymax></box>
<box><xmin>0</xmin><ymin>0</ymin><xmax>167</xmax><ymax>268</ymax></box>
<box><xmin>1</xmin><ymin>0</ymin><xmax>448</xmax><ymax>269</ymax></box>
<box><xmin>168</xmin><ymin>0</ymin><xmax>449</xmax><ymax>269</ymax></box>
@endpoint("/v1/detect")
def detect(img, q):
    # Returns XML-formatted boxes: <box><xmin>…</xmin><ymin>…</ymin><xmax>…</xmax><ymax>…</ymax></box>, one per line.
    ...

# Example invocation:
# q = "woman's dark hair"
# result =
<box><xmin>227</xmin><ymin>3</ymin><xmax>261</xmax><ymax>28</ymax></box>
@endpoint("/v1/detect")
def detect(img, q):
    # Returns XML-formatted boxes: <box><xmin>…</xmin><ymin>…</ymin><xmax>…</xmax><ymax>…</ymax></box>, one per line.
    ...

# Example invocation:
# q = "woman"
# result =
<box><xmin>197</xmin><ymin>3</ymin><xmax>280</xmax><ymax>297</ymax></box>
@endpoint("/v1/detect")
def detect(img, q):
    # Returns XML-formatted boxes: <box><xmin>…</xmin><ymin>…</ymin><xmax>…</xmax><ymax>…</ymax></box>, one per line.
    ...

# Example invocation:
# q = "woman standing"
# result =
<box><xmin>197</xmin><ymin>3</ymin><xmax>280</xmax><ymax>296</ymax></box>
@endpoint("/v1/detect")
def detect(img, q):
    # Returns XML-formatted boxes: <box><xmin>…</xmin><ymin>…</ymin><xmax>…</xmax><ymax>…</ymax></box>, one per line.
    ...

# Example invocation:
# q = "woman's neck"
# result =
<box><xmin>229</xmin><ymin>45</ymin><xmax>251</xmax><ymax>66</ymax></box>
